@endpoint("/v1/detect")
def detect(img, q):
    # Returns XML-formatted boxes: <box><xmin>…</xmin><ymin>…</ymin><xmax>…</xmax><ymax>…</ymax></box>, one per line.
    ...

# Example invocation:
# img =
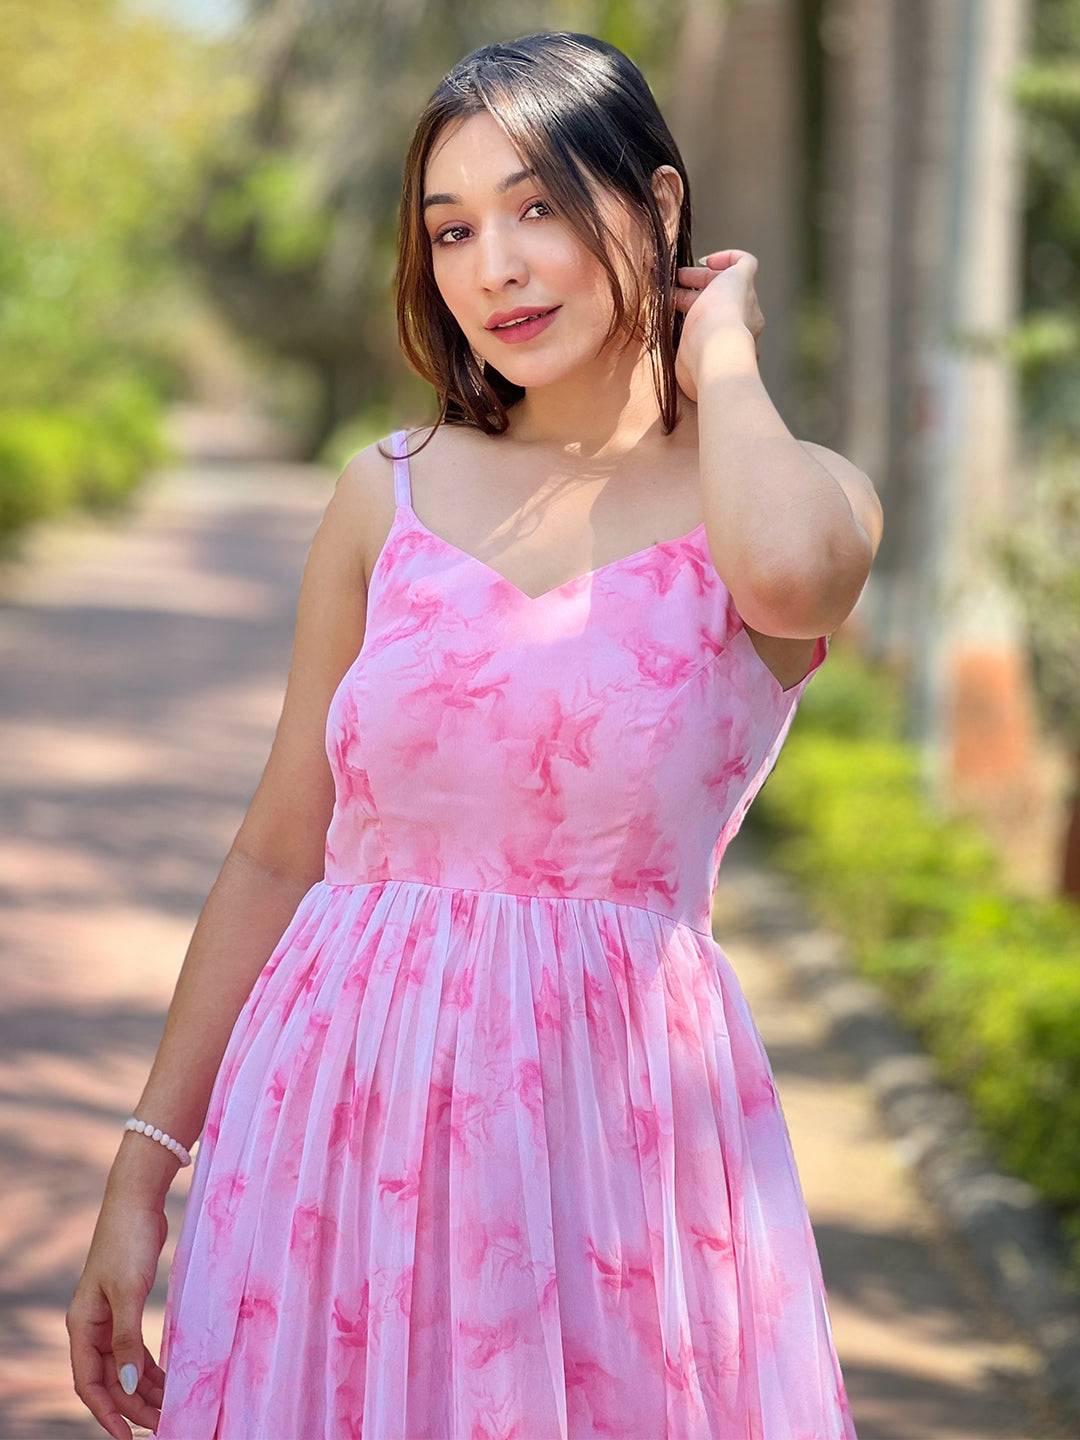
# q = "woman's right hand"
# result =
<box><xmin>66</xmin><ymin>1190</ymin><xmax>169</xmax><ymax>1440</ymax></box>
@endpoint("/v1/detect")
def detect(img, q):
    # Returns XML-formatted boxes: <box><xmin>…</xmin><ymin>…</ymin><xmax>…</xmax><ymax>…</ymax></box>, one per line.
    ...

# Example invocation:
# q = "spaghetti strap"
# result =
<box><xmin>391</xmin><ymin>428</ymin><xmax>412</xmax><ymax>509</ymax></box>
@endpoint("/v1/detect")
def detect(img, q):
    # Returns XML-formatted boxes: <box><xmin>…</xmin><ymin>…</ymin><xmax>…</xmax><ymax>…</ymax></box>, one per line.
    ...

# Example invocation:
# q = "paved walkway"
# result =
<box><xmin>0</xmin><ymin>416</ymin><xmax>1072</xmax><ymax>1437</ymax></box>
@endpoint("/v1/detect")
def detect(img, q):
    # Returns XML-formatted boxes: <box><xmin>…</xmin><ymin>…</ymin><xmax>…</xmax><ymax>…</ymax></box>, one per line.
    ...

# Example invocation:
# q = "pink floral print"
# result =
<box><xmin>153</xmin><ymin>429</ymin><xmax>854</xmax><ymax>1439</ymax></box>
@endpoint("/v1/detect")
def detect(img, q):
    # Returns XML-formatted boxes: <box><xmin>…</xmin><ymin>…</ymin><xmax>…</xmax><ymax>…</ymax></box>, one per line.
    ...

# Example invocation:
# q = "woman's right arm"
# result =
<box><xmin>66</xmin><ymin>442</ymin><xmax>393</xmax><ymax>1440</ymax></box>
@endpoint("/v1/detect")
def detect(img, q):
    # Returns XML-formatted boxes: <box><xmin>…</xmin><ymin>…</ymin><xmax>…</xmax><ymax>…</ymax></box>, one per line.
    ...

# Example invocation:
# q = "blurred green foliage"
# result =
<box><xmin>989</xmin><ymin>0</ymin><xmax>1080</xmax><ymax>753</ymax></box>
<box><xmin>0</xmin><ymin>376</ymin><xmax>170</xmax><ymax>551</ymax></box>
<box><xmin>751</xmin><ymin>648</ymin><xmax>1080</xmax><ymax>1278</ymax></box>
<box><xmin>0</xmin><ymin>0</ymin><xmax>254</xmax><ymax>542</ymax></box>
<box><xmin>1012</xmin><ymin>0</ymin><xmax>1080</xmax><ymax>441</ymax></box>
<box><xmin>319</xmin><ymin>405</ymin><xmax>407</xmax><ymax>477</ymax></box>
<box><xmin>992</xmin><ymin>442</ymin><xmax>1080</xmax><ymax>735</ymax></box>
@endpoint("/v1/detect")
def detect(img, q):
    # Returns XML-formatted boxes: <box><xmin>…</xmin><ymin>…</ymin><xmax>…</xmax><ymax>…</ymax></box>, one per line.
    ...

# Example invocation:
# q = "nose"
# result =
<box><xmin>475</xmin><ymin>221</ymin><xmax>528</xmax><ymax>293</ymax></box>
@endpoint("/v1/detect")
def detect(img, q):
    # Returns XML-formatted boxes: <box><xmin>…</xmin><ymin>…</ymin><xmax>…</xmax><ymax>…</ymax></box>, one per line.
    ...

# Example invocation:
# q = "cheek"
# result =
<box><xmin>535</xmin><ymin>242</ymin><xmax>611</xmax><ymax>328</ymax></box>
<box><xmin>572</xmin><ymin>257</ymin><xmax>621</xmax><ymax>332</ymax></box>
<box><xmin>430</xmin><ymin>257</ymin><xmax>465</xmax><ymax>313</ymax></box>
<box><xmin>546</xmin><ymin>238</ymin><xmax>599</xmax><ymax>296</ymax></box>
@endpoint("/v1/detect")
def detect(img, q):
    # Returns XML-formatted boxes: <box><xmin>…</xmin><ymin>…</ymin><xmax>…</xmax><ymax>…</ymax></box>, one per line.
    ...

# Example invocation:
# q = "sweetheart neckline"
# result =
<box><xmin>398</xmin><ymin>502</ymin><xmax>709</xmax><ymax>604</ymax></box>
<box><xmin>376</xmin><ymin>504</ymin><xmax>826</xmax><ymax>697</ymax></box>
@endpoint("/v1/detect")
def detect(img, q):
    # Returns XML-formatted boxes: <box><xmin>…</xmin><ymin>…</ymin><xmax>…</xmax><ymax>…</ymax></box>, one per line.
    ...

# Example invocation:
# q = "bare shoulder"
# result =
<box><xmin>225</xmin><ymin>434</ymin><xmax>399</xmax><ymax>883</ymax></box>
<box><xmin>797</xmin><ymin>440</ymin><xmax>884</xmax><ymax>560</ymax></box>
<box><xmin>332</xmin><ymin>433</ymin><xmax>410</xmax><ymax>585</ymax></box>
<box><xmin>333</xmin><ymin>433</ymin><xmax>399</xmax><ymax>507</ymax></box>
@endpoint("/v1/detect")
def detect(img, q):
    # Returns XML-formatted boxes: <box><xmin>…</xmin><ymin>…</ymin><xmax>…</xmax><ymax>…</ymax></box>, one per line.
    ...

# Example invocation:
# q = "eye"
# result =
<box><xmin>432</xmin><ymin>224</ymin><xmax>469</xmax><ymax>248</ymax></box>
<box><xmin>432</xmin><ymin>199</ymin><xmax>554</xmax><ymax>248</ymax></box>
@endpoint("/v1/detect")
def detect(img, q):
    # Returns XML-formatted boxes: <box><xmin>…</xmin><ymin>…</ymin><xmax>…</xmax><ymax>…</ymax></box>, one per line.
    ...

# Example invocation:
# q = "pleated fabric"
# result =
<box><xmin>157</xmin><ymin>880</ymin><xmax>855</xmax><ymax>1440</ymax></box>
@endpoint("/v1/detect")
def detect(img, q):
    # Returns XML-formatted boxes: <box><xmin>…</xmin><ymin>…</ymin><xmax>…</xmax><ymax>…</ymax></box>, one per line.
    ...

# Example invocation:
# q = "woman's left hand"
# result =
<box><xmin>673</xmin><ymin>249</ymin><xmax>764</xmax><ymax>403</ymax></box>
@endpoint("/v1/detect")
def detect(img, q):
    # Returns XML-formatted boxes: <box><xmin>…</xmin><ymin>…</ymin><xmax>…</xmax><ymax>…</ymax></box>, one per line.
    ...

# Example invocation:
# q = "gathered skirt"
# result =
<box><xmin>154</xmin><ymin>876</ymin><xmax>857</xmax><ymax>1440</ymax></box>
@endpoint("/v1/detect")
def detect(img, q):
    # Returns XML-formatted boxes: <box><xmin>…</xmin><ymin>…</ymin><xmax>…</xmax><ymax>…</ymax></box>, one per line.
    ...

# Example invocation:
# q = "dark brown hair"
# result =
<box><xmin>386</xmin><ymin>31</ymin><xmax>694</xmax><ymax>459</ymax></box>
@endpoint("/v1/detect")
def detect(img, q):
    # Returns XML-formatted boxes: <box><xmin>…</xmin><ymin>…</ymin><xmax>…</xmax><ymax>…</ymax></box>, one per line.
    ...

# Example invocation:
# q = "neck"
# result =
<box><xmin>505</xmin><ymin>339</ymin><xmax>691</xmax><ymax>459</ymax></box>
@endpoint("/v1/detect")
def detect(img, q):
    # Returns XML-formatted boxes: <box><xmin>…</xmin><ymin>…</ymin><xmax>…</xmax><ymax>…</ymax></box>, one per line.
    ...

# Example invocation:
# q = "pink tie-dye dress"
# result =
<box><xmin>153</xmin><ymin>427</ymin><xmax>857</xmax><ymax>1440</ymax></box>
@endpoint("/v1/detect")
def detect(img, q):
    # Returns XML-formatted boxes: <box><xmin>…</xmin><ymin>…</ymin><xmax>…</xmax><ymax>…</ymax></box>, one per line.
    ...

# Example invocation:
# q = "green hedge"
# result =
<box><xmin>0</xmin><ymin>372</ymin><xmax>172</xmax><ymax>547</ymax></box>
<box><xmin>750</xmin><ymin>643</ymin><xmax>1080</xmax><ymax>1274</ymax></box>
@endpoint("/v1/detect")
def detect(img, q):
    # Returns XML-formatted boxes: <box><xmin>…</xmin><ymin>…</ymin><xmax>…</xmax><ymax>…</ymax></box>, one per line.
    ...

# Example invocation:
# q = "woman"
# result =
<box><xmin>68</xmin><ymin>30</ymin><xmax>881</xmax><ymax>1440</ymax></box>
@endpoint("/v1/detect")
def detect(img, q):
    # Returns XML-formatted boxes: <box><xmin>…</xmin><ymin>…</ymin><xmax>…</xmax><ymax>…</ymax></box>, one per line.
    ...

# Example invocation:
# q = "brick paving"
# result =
<box><xmin>0</xmin><ymin>413</ymin><xmax>1072</xmax><ymax>1437</ymax></box>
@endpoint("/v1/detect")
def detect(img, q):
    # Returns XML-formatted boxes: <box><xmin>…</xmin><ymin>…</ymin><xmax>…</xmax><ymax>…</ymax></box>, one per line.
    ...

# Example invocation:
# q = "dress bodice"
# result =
<box><xmin>323</xmin><ymin>429</ymin><xmax>828</xmax><ymax>935</ymax></box>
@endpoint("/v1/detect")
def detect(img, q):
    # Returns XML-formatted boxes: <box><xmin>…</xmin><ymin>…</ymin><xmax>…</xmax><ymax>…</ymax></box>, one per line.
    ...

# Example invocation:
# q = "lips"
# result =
<box><xmin>486</xmin><ymin>305</ymin><xmax>559</xmax><ymax>330</ymax></box>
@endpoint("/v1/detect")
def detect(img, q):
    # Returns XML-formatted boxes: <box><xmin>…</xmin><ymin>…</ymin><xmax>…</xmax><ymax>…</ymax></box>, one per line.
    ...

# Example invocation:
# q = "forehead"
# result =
<box><xmin>423</xmin><ymin>113</ymin><xmax>525</xmax><ymax>191</ymax></box>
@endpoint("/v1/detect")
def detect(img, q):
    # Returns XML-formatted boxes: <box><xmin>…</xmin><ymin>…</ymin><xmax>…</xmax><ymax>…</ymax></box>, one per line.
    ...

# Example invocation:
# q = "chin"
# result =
<box><xmin>487</xmin><ymin>347</ymin><xmax>590</xmax><ymax>389</ymax></box>
<box><xmin>479</xmin><ymin>361</ymin><xmax>549</xmax><ymax>388</ymax></box>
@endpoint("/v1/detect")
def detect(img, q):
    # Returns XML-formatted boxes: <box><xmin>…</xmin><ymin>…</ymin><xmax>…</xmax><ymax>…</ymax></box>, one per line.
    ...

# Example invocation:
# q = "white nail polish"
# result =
<box><xmin>119</xmin><ymin>1362</ymin><xmax>138</xmax><ymax>1394</ymax></box>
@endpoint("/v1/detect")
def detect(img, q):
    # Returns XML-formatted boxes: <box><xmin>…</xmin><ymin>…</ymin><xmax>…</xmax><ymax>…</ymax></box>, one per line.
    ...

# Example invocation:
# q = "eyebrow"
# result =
<box><xmin>422</xmin><ymin>168</ymin><xmax>537</xmax><ymax>213</ymax></box>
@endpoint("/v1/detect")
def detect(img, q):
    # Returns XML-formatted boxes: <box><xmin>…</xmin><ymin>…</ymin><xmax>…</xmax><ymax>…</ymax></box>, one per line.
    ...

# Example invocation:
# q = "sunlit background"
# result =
<box><xmin>1</xmin><ymin>1</ymin><xmax>1078</xmax><ymax>1435</ymax></box>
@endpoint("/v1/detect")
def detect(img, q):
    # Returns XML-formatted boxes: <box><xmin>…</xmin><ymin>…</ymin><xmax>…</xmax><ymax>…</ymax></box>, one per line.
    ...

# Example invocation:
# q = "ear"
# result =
<box><xmin>650</xmin><ymin>164</ymin><xmax>684</xmax><ymax>253</ymax></box>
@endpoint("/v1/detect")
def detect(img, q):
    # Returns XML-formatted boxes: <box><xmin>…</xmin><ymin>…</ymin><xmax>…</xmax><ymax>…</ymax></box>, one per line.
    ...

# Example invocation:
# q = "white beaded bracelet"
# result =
<box><xmin>123</xmin><ymin>1116</ymin><xmax>193</xmax><ymax>1168</ymax></box>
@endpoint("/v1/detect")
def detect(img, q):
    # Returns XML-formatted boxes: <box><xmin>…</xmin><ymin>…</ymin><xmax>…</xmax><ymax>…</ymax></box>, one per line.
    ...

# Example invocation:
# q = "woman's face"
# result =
<box><xmin>422</xmin><ymin>111</ymin><xmax>649</xmax><ymax>388</ymax></box>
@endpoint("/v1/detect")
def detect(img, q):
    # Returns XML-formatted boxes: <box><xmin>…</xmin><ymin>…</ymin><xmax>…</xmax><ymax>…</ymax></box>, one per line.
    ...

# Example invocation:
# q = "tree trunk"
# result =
<box><xmin>918</xmin><ymin>0</ymin><xmax>1038</xmax><ymax>845</ymax></box>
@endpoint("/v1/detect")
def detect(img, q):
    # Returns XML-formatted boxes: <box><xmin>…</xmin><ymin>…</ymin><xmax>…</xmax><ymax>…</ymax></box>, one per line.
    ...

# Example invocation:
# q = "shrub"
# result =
<box><xmin>751</xmin><ymin>644</ymin><xmax>1080</xmax><ymax>1273</ymax></box>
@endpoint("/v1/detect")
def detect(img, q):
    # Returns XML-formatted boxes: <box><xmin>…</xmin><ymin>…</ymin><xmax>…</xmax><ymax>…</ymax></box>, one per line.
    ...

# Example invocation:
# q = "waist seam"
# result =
<box><xmin>318</xmin><ymin>875</ymin><xmax>713</xmax><ymax>940</ymax></box>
